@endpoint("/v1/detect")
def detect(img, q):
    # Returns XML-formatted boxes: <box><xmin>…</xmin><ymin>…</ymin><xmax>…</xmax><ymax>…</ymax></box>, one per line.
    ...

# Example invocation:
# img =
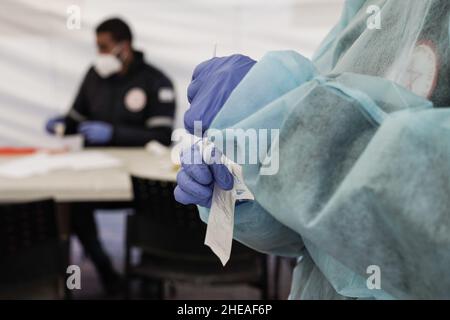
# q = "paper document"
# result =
<box><xmin>204</xmin><ymin>148</ymin><xmax>254</xmax><ymax>266</ymax></box>
<box><xmin>34</xmin><ymin>134</ymin><xmax>84</xmax><ymax>152</ymax></box>
<box><xmin>0</xmin><ymin>151</ymin><xmax>122</xmax><ymax>179</ymax></box>
<box><xmin>58</xmin><ymin>135</ymin><xmax>84</xmax><ymax>152</ymax></box>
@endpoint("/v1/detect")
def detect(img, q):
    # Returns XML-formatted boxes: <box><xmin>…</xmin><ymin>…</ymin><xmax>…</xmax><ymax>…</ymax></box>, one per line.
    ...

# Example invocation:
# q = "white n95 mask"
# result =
<box><xmin>94</xmin><ymin>53</ymin><xmax>122</xmax><ymax>78</ymax></box>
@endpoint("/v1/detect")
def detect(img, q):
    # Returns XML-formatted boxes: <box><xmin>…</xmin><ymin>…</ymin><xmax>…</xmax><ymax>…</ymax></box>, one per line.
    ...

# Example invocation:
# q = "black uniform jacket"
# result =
<box><xmin>64</xmin><ymin>51</ymin><xmax>175</xmax><ymax>146</ymax></box>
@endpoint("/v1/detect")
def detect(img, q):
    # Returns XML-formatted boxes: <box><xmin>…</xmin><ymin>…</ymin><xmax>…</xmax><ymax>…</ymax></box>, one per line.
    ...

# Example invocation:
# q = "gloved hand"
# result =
<box><xmin>174</xmin><ymin>144</ymin><xmax>233</xmax><ymax>208</ymax></box>
<box><xmin>45</xmin><ymin>116</ymin><xmax>65</xmax><ymax>134</ymax></box>
<box><xmin>184</xmin><ymin>54</ymin><xmax>256</xmax><ymax>135</ymax></box>
<box><xmin>78</xmin><ymin>121</ymin><xmax>113</xmax><ymax>145</ymax></box>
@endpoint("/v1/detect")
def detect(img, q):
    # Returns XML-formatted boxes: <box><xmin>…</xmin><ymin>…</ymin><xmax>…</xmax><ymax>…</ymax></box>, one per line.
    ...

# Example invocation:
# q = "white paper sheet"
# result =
<box><xmin>204</xmin><ymin>150</ymin><xmax>254</xmax><ymax>266</ymax></box>
<box><xmin>0</xmin><ymin>151</ymin><xmax>122</xmax><ymax>179</ymax></box>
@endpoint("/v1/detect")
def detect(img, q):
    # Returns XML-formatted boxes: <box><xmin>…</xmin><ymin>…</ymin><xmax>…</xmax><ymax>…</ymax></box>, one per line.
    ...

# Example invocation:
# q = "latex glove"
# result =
<box><xmin>174</xmin><ymin>144</ymin><xmax>233</xmax><ymax>208</ymax></box>
<box><xmin>78</xmin><ymin>121</ymin><xmax>113</xmax><ymax>145</ymax></box>
<box><xmin>184</xmin><ymin>54</ymin><xmax>256</xmax><ymax>135</ymax></box>
<box><xmin>45</xmin><ymin>116</ymin><xmax>65</xmax><ymax>134</ymax></box>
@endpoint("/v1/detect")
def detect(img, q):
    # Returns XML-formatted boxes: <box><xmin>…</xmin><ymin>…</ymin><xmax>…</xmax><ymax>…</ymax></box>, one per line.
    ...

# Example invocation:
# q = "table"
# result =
<box><xmin>0</xmin><ymin>147</ymin><xmax>179</xmax><ymax>265</ymax></box>
<box><xmin>0</xmin><ymin>148</ymin><xmax>178</xmax><ymax>202</ymax></box>
<box><xmin>0</xmin><ymin>148</ymin><xmax>179</xmax><ymax>298</ymax></box>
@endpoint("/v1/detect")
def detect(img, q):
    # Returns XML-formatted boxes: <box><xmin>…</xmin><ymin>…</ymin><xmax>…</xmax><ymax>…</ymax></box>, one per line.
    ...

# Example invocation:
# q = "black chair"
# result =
<box><xmin>125</xmin><ymin>176</ymin><xmax>269</xmax><ymax>299</ymax></box>
<box><xmin>0</xmin><ymin>199</ymin><xmax>67</xmax><ymax>299</ymax></box>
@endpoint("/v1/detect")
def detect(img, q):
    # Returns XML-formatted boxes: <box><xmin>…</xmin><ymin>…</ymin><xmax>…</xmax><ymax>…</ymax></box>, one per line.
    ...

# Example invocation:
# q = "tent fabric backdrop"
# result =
<box><xmin>0</xmin><ymin>0</ymin><xmax>343</xmax><ymax>147</ymax></box>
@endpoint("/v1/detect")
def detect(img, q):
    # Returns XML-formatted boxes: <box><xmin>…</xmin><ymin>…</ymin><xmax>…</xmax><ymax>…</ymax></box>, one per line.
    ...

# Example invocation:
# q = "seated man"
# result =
<box><xmin>46</xmin><ymin>18</ymin><xmax>176</xmax><ymax>295</ymax></box>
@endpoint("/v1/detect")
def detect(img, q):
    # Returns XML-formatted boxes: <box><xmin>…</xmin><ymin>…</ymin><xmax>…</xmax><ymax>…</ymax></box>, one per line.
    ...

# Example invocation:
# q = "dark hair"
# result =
<box><xmin>96</xmin><ymin>18</ymin><xmax>133</xmax><ymax>43</ymax></box>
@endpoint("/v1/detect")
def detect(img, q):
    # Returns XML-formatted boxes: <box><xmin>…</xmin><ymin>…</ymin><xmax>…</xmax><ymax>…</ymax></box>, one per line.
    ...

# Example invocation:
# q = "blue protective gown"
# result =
<box><xmin>199</xmin><ymin>0</ymin><xmax>450</xmax><ymax>299</ymax></box>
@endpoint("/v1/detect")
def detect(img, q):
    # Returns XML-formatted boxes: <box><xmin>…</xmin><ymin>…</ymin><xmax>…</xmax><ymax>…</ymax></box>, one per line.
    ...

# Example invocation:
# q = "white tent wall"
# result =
<box><xmin>0</xmin><ymin>0</ymin><xmax>344</xmax><ymax>147</ymax></box>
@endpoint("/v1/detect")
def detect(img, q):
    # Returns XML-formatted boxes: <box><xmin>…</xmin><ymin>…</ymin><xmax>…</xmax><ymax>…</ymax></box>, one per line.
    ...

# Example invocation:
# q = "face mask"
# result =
<box><xmin>94</xmin><ymin>45</ymin><xmax>124</xmax><ymax>78</ymax></box>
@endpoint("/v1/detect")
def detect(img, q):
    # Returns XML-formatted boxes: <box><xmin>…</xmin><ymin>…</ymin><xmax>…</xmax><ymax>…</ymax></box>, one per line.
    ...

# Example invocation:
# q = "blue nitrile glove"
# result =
<box><xmin>78</xmin><ymin>121</ymin><xmax>113</xmax><ymax>145</ymax></box>
<box><xmin>184</xmin><ymin>54</ymin><xmax>256</xmax><ymax>135</ymax></box>
<box><xmin>174</xmin><ymin>144</ymin><xmax>234</xmax><ymax>208</ymax></box>
<box><xmin>45</xmin><ymin>116</ymin><xmax>65</xmax><ymax>134</ymax></box>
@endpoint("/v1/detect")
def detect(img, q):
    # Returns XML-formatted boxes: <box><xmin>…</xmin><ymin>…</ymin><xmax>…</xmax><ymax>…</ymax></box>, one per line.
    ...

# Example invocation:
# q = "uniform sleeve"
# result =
<box><xmin>111</xmin><ymin>72</ymin><xmax>176</xmax><ymax>147</ymax></box>
<box><xmin>63</xmin><ymin>70</ymin><xmax>91</xmax><ymax>135</ymax></box>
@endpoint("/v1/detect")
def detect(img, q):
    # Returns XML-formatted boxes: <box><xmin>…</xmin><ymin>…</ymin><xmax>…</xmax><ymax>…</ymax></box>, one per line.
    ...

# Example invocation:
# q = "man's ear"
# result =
<box><xmin>123</xmin><ymin>41</ymin><xmax>133</xmax><ymax>53</ymax></box>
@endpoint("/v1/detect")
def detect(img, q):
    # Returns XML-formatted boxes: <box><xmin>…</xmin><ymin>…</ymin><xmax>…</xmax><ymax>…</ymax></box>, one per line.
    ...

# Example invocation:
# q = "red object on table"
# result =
<box><xmin>0</xmin><ymin>147</ymin><xmax>38</xmax><ymax>156</ymax></box>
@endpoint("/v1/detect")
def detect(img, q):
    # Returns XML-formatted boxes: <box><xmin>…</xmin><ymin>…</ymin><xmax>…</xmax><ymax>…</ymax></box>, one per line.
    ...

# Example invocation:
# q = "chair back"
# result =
<box><xmin>130</xmin><ymin>176</ymin><xmax>261</xmax><ymax>262</ymax></box>
<box><xmin>0</xmin><ymin>199</ymin><xmax>64</xmax><ymax>298</ymax></box>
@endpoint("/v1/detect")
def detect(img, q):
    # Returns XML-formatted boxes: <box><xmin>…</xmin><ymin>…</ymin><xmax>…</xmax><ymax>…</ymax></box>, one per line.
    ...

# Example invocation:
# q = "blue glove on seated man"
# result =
<box><xmin>45</xmin><ymin>116</ymin><xmax>65</xmax><ymax>134</ymax></box>
<box><xmin>174</xmin><ymin>144</ymin><xmax>233</xmax><ymax>208</ymax></box>
<box><xmin>184</xmin><ymin>54</ymin><xmax>256</xmax><ymax>135</ymax></box>
<box><xmin>78</xmin><ymin>121</ymin><xmax>113</xmax><ymax>145</ymax></box>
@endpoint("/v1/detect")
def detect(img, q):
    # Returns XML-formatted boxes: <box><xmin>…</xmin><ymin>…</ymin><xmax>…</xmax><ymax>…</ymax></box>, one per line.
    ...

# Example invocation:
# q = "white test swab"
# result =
<box><xmin>212</xmin><ymin>43</ymin><xmax>217</xmax><ymax>58</ymax></box>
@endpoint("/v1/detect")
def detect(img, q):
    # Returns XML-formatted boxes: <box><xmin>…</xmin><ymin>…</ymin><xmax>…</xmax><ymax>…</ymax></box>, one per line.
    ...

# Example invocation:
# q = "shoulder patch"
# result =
<box><xmin>125</xmin><ymin>87</ymin><xmax>147</xmax><ymax>112</ymax></box>
<box><xmin>158</xmin><ymin>87</ymin><xmax>175</xmax><ymax>103</ymax></box>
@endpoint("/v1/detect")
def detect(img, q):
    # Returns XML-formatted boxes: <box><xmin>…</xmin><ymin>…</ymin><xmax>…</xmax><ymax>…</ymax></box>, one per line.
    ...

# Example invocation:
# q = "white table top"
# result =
<box><xmin>0</xmin><ymin>148</ymin><xmax>179</xmax><ymax>202</ymax></box>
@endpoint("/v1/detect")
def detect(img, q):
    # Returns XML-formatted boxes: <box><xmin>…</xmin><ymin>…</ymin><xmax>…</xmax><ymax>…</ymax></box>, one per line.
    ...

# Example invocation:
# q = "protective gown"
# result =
<box><xmin>198</xmin><ymin>0</ymin><xmax>450</xmax><ymax>299</ymax></box>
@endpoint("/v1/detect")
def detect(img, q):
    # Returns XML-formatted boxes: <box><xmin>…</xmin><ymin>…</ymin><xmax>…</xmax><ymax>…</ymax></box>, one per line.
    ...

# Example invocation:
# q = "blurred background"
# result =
<box><xmin>0</xmin><ymin>0</ymin><xmax>344</xmax><ymax>300</ymax></box>
<box><xmin>0</xmin><ymin>0</ymin><xmax>343</xmax><ymax>146</ymax></box>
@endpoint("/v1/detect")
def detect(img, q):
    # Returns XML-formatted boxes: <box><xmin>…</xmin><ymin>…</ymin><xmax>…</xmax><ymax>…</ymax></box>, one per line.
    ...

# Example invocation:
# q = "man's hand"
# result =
<box><xmin>45</xmin><ymin>116</ymin><xmax>65</xmax><ymax>135</ymax></box>
<box><xmin>78</xmin><ymin>121</ymin><xmax>113</xmax><ymax>145</ymax></box>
